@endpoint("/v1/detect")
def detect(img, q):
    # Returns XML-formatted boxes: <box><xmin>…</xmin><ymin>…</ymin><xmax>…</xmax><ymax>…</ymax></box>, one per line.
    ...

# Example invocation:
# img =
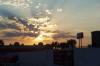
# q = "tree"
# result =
<box><xmin>0</xmin><ymin>40</ymin><xmax>4</xmax><ymax>46</ymax></box>
<box><xmin>14</xmin><ymin>42</ymin><xmax>20</xmax><ymax>46</ymax></box>
<box><xmin>9</xmin><ymin>43</ymin><xmax>12</xmax><ymax>46</ymax></box>
<box><xmin>38</xmin><ymin>42</ymin><xmax>43</xmax><ymax>47</ymax></box>
<box><xmin>51</xmin><ymin>42</ymin><xmax>58</xmax><ymax>49</ymax></box>
<box><xmin>33</xmin><ymin>44</ymin><xmax>37</xmax><ymax>48</ymax></box>
<box><xmin>21</xmin><ymin>43</ymin><xmax>24</xmax><ymax>46</ymax></box>
<box><xmin>45</xmin><ymin>44</ymin><xmax>52</xmax><ymax>49</ymax></box>
<box><xmin>60</xmin><ymin>42</ymin><xmax>67</xmax><ymax>49</ymax></box>
<box><xmin>67</xmin><ymin>39</ymin><xmax>76</xmax><ymax>48</ymax></box>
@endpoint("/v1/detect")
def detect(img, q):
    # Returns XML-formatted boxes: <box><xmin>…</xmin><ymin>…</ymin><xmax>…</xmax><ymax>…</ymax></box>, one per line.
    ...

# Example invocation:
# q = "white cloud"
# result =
<box><xmin>45</xmin><ymin>9</ymin><xmax>52</xmax><ymax>15</ymax></box>
<box><xmin>57</xmin><ymin>8</ymin><xmax>63</xmax><ymax>12</ymax></box>
<box><xmin>0</xmin><ymin>16</ymin><xmax>3</xmax><ymax>21</ymax></box>
<box><xmin>0</xmin><ymin>0</ymin><xmax>33</xmax><ymax>8</ymax></box>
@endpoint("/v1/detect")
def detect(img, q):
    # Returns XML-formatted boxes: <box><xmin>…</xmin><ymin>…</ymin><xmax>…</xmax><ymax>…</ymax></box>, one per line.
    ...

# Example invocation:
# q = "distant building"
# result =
<box><xmin>91</xmin><ymin>31</ymin><xmax>100</xmax><ymax>48</ymax></box>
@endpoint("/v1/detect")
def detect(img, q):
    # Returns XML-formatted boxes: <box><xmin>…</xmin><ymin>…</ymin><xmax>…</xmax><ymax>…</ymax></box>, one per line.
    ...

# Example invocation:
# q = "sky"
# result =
<box><xmin>0</xmin><ymin>0</ymin><xmax>100</xmax><ymax>46</ymax></box>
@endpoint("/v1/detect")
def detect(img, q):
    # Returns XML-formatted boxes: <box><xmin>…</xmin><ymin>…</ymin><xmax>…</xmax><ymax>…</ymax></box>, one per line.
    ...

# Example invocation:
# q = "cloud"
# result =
<box><xmin>45</xmin><ymin>9</ymin><xmax>52</xmax><ymax>15</ymax></box>
<box><xmin>0</xmin><ymin>16</ymin><xmax>22</xmax><ymax>30</ymax></box>
<box><xmin>52</xmin><ymin>31</ymin><xmax>76</xmax><ymax>40</ymax></box>
<box><xmin>0</xmin><ymin>22</ymin><xmax>21</xmax><ymax>30</ymax></box>
<box><xmin>0</xmin><ymin>0</ymin><xmax>66</xmax><ymax>44</ymax></box>
<box><xmin>6</xmin><ymin>16</ymin><xmax>40</xmax><ymax>31</ymax></box>
<box><xmin>57</xmin><ymin>8</ymin><xmax>63</xmax><ymax>12</ymax></box>
<box><xmin>3</xmin><ymin>31</ymin><xmax>39</xmax><ymax>37</ymax></box>
<box><xmin>0</xmin><ymin>16</ymin><xmax>41</xmax><ymax>39</ymax></box>
<box><xmin>0</xmin><ymin>16</ymin><xmax>40</xmax><ymax>38</ymax></box>
<box><xmin>0</xmin><ymin>0</ymin><xmax>32</xmax><ymax>8</ymax></box>
<box><xmin>0</xmin><ymin>15</ymin><xmax>53</xmax><ymax>39</ymax></box>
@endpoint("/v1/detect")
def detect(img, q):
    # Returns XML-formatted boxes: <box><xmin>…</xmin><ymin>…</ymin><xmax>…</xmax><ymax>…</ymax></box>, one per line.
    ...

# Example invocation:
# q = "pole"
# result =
<box><xmin>81</xmin><ymin>38</ymin><xmax>82</xmax><ymax>48</ymax></box>
<box><xmin>79</xmin><ymin>39</ymin><xmax>81</xmax><ymax>48</ymax></box>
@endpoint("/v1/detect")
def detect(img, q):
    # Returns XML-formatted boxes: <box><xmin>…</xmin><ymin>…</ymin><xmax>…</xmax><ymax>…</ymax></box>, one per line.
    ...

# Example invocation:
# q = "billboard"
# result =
<box><xmin>77</xmin><ymin>32</ymin><xmax>83</xmax><ymax>39</ymax></box>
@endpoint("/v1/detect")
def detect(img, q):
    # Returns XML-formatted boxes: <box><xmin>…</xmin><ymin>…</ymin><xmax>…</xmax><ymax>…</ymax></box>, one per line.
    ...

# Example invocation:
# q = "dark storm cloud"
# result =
<box><xmin>3</xmin><ymin>31</ymin><xmax>39</xmax><ymax>37</ymax></box>
<box><xmin>53</xmin><ymin>32</ymin><xmax>76</xmax><ymax>40</ymax></box>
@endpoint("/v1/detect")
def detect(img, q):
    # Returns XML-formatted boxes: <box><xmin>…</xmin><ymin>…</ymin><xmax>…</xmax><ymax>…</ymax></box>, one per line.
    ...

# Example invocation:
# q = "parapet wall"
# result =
<box><xmin>74</xmin><ymin>48</ymin><xmax>100</xmax><ymax>66</ymax></box>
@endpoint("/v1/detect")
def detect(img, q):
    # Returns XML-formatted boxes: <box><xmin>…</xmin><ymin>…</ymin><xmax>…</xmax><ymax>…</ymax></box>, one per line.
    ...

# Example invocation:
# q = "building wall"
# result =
<box><xmin>74</xmin><ymin>48</ymin><xmax>100</xmax><ymax>66</ymax></box>
<box><xmin>91</xmin><ymin>31</ymin><xmax>100</xmax><ymax>48</ymax></box>
<box><xmin>1</xmin><ymin>49</ymin><xmax>56</xmax><ymax>66</ymax></box>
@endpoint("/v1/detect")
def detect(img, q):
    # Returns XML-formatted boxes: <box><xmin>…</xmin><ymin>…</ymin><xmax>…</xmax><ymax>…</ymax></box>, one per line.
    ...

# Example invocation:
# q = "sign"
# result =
<box><xmin>77</xmin><ymin>32</ymin><xmax>83</xmax><ymax>39</ymax></box>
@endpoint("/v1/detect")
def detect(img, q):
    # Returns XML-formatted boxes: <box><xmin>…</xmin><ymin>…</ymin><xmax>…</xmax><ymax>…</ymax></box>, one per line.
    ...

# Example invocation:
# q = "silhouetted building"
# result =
<box><xmin>91</xmin><ymin>31</ymin><xmax>100</xmax><ymax>48</ymax></box>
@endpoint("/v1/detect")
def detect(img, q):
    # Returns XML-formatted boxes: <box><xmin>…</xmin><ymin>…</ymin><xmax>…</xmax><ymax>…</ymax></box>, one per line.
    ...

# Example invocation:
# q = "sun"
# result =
<box><xmin>34</xmin><ymin>31</ymin><xmax>44</xmax><ymax>42</ymax></box>
<box><xmin>35</xmin><ymin>36</ymin><xmax>43</xmax><ymax>41</ymax></box>
<box><xmin>27</xmin><ymin>16</ymin><xmax>57</xmax><ymax>44</ymax></box>
<box><xmin>34</xmin><ymin>31</ymin><xmax>54</xmax><ymax>43</ymax></box>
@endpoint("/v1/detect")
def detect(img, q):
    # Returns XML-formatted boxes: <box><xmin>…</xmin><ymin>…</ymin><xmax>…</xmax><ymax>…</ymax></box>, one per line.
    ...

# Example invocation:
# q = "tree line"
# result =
<box><xmin>0</xmin><ymin>39</ymin><xmax>76</xmax><ymax>49</ymax></box>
